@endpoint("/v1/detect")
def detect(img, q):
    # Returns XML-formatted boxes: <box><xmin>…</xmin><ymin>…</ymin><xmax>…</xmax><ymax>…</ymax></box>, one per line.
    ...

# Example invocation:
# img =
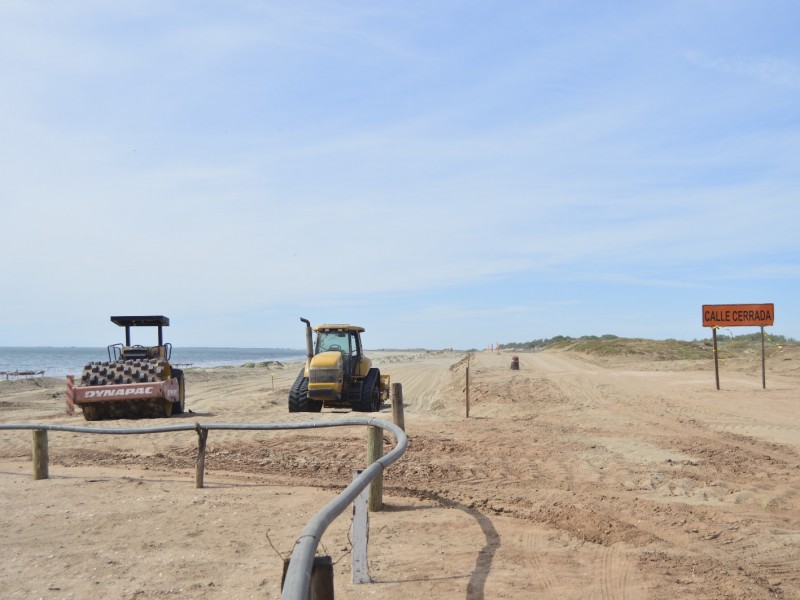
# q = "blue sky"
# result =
<box><xmin>1</xmin><ymin>1</ymin><xmax>798</xmax><ymax>349</ymax></box>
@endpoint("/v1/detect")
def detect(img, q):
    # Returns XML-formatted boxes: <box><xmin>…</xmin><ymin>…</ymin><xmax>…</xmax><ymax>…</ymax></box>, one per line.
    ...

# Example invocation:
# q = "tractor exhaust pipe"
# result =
<box><xmin>300</xmin><ymin>318</ymin><xmax>313</xmax><ymax>362</ymax></box>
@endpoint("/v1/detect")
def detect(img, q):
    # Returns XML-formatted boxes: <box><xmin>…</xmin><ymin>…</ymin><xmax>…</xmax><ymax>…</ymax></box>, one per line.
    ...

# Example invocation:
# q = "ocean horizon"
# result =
<box><xmin>0</xmin><ymin>346</ymin><xmax>306</xmax><ymax>379</ymax></box>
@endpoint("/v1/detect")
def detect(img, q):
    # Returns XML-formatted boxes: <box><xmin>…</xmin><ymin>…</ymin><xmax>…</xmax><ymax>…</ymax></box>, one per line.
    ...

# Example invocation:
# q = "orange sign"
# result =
<box><xmin>702</xmin><ymin>304</ymin><xmax>774</xmax><ymax>328</ymax></box>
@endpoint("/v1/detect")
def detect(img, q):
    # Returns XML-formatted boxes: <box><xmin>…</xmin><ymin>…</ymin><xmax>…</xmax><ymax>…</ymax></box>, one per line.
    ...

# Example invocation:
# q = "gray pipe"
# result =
<box><xmin>281</xmin><ymin>417</ymin><xmax>408</xmax><ymax>599</ymax></box>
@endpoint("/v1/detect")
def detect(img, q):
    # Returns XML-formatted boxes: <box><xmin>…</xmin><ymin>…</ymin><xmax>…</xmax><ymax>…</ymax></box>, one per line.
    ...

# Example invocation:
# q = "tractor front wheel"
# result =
<box><xmin>289</xmin><ymin>368</ymin><xmax>319</xmax><ymax>412</ymax></box>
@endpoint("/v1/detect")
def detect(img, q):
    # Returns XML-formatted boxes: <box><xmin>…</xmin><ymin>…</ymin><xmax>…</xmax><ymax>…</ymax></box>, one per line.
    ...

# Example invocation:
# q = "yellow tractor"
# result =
<box><xmin>288</xmin><ymin>318</ymin><xmax>389</xmax><ymax>412</ymax></box>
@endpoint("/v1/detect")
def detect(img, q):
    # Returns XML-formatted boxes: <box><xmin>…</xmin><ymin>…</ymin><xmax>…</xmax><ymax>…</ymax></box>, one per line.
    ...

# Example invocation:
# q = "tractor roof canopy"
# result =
<box><xmin>313</xmin><ymin>324</ymin><xmax>364</xmax><ymax>333</ymax></box>
<box><xmin>111</xmin><ymin>316</ymin><xmax>170</xmax><ymax>327</ymax></box>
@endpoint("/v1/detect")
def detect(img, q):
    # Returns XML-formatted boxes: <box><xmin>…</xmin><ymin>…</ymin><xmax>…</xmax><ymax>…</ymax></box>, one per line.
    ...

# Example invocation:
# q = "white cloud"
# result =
<box><xmin>685</xmin><ymin>51</ymin><xmax>800</xmax><ymax>88</ymax></box>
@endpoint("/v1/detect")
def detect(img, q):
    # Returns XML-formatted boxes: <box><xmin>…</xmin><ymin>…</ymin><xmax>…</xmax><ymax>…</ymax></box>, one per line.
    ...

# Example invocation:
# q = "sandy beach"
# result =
<box><xmin>1</xmin><ymin>346</ymin><xmax>799</xmax><ymax>599</ymax></box>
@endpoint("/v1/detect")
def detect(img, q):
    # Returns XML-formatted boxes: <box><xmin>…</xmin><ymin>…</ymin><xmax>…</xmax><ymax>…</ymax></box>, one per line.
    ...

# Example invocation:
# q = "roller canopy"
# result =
<box><xmin>110</xmin><ymin>316</ymin><xmax>170</xmax><ymax>327</ymax></box>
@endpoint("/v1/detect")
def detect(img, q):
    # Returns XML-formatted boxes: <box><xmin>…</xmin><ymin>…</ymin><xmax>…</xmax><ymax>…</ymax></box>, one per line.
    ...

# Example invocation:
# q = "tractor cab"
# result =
<box><xmin>315</xmin><ymin>326</ymin><xmax>363</xmax><ymax>376</ymax></box>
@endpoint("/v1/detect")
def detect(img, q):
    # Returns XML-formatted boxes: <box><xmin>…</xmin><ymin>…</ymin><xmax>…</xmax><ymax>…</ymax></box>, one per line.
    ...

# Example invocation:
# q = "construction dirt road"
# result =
<box><xmin>1</xmin><ymin>346</ymin><xmax>799</xmax><ymax>599</ymax></box>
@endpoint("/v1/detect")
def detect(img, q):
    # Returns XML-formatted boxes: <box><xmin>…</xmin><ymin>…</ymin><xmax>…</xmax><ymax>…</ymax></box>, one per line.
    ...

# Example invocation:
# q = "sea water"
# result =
<box><xmin>0</xmin><ymin>346</ymin><xmax>306</xmax><ymax>378</ymax></box>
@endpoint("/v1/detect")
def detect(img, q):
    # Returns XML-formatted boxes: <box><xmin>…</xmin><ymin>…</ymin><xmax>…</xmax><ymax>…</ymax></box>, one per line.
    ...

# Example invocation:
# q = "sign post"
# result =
<box><xmin>761</xmin><ymin>326</ymin><xmax>766</xmax><ymax>389</ymax></box>
<box><xmin>702</xmin><ymin>303</ymin><xmax>774</xmax><ymax>389</ymax></box>
<box><xmin>711</xmin><ymin>326</ymin><xmax>720</xmax><ymax>390</ymax></box>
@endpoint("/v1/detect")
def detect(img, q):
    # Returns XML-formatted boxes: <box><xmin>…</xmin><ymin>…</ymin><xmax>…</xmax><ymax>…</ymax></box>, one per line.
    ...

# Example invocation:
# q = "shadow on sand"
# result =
<box><xmin>377</xmin><ymin>490</ymin><xmax>500</xmax><ymax>600</ymax></box>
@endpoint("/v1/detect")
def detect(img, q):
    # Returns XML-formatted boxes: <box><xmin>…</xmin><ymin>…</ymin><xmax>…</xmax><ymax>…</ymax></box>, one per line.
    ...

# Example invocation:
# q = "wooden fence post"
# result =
<box><xmin>282</xmin><ymin>555</ymin><xmax>334</xmax><ymax>600</ymax></box>
<box><xmin>195</xmin><ymin>424</ymin><xmax>209</xmax><ymax>489</ymax></box>
<box><xmin>32</xmin><ymin>429</ymin><xmax>48</xmax><ymax>480</ymax></box>
<box><xmin>352</xmin><ymin>469</ymin><xmax>370</xmax><ymax>583</ymax></box>
<box><xmin>367</xmin><ymin>426</ymin><xmax>383</xmax><ymax>512</ymax></box>
<box><xmin>391</xmin><ymin>383</ymin><xmax>405</xmax><ymax>431</ymax></box>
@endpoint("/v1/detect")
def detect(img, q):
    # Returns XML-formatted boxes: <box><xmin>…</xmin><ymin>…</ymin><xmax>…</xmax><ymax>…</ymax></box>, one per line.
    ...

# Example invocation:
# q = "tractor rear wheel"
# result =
<box><xmin>371</xmin><ymin>376</ymin><xmax>381</xmax><ymax>411</ymax></box>
<box><xmin>353</xmin><ymin>368</ymin><xmax>381</xmax><ymax>413</ymax></box>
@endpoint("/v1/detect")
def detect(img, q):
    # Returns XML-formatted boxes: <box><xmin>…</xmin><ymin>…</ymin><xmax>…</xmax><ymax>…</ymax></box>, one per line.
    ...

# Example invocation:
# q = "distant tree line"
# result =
<box><xmin>499</xmin><ymin>333</ymin><xmax>796</xmax><ymax>352</ymax></box>
<box><xmin>719</xmin><ymin>332</ymin><xmax>796</xmax><ymax>344</ymax></box>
